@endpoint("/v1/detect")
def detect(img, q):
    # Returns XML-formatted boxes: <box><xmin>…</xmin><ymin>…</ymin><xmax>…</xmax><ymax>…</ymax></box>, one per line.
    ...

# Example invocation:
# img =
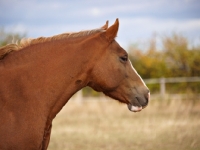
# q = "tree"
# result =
<box><xmin>129</xmin><ymin>35</ymin><xmax>169</xmax><ymax>79</ymax></box>
<box><xmin>128</xmin><ymin>33</ymin><xmax>200</xmax><ymax>93</ymax></box>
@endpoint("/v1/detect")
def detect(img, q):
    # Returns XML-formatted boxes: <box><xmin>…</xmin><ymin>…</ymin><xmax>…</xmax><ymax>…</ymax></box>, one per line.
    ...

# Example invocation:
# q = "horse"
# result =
<box><xmin>0</xmin><ymin>19</ymin><xmax>150</xmax><ymax>150</ymax></box>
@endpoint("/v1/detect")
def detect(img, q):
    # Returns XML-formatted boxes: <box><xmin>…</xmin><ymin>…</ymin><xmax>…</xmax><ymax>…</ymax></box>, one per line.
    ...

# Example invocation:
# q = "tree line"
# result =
<box><xmin>128</xmin><ymin>34</ymin><xmax>200</xmax><ymax>93</ymax></box>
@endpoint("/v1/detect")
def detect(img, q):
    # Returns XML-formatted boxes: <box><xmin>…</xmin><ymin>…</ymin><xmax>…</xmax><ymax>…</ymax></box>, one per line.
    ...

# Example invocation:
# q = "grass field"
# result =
<box><xmin>48</xmin><ymin>96</ymin><xmax>200</xmax><ymax>150</ymax></box>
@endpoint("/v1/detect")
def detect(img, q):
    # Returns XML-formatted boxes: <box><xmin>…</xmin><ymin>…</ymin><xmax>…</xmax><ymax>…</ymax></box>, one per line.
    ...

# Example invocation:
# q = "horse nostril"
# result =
<box><xmin>135</xmin><ymin>96</ymin><xmax>148</xmax><ymax>108</ymax></box>
<box><xmin>139</xmin><ymin>92</ymin><xmax>149</xmax><ymax>108</ymax></box>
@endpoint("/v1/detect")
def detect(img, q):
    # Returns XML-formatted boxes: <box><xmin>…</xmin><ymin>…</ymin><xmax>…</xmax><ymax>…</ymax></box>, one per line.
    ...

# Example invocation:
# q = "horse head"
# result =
<box><xmin>88</xmin><ymin>19</ymin><xmax>150</xmax><ymax>112</ymax></box>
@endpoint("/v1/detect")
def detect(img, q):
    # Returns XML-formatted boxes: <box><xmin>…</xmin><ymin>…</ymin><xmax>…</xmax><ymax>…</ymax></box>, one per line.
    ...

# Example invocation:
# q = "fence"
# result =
<box><xmin>144</xmin><ymin>77</ymin><xmax>200</xmax><ymax>97</ymax></box>
<box><xmin>72</xmin><ymin>77</ymin><xmax>200</xmax><ymax>102</ymax></box>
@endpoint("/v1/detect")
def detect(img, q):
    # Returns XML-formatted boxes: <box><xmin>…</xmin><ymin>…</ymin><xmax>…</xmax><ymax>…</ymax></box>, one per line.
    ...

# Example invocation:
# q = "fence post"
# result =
<box><xmin>160</xmin><ymin>78</ymin><xmax>166</xmax><ymax>98</ymax></box>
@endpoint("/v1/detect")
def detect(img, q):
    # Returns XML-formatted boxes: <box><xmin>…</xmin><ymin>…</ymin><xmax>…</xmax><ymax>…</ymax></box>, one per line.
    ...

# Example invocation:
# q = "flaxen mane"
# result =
<box><xmin>0</xmin><ymin>22</ymin><xmax>108</xmax><ymax>60</ymax></box>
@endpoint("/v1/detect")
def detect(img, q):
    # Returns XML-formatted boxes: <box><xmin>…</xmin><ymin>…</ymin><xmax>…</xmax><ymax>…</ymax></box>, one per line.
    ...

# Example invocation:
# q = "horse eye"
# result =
<box><xmin>120</xmin><ymin>56</ymin><xmax>128</xmax><ymax>62</ymax></box>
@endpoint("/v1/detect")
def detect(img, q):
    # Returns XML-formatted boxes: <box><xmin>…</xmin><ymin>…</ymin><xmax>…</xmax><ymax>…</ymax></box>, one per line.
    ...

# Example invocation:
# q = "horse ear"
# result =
<box><xmin>101</xmin><ymin>20</ymin><xmax>109</xmax><ymax>30</ymax></box>
<box><xmin>105</xmin><ymin>18</ymin><xmax>119</xmax><ymax>42</ymax></box>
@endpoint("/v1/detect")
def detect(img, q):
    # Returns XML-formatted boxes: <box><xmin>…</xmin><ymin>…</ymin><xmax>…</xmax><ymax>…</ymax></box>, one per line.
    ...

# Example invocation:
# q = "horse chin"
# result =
<box><xmin>127</xmin><ymin>104</ymin><xmax>143</xmax><ymax>112</ymax></box>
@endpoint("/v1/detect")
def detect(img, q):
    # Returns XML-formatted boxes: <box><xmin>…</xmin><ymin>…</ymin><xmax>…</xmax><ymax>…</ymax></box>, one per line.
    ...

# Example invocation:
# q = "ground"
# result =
<box><xmin>48</xmin><ymin>96</ymin><xmax>200</xmax><ymax>150</ymax></box>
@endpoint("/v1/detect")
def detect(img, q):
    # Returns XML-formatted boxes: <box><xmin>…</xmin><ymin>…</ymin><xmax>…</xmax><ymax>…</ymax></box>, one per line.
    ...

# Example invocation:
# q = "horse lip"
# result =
<box><xmin>127</xmin><ymin>103</ymin><xmax>143</xmax><ymax>112</ymax></box>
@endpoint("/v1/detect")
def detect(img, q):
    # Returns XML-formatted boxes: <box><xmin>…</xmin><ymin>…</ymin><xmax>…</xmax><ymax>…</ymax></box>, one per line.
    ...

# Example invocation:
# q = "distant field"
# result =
<box><xmin>48</xmin><ymin>96</ymin><xmax>200</xmax><ymax>150</ymax></box>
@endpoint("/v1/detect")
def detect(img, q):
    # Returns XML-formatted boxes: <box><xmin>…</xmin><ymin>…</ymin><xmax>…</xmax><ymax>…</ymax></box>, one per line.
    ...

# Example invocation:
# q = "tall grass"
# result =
<box><xmin>48</xmin><ymin>96</ymin><xmax>200</xmax><ymax>150</ymax></box>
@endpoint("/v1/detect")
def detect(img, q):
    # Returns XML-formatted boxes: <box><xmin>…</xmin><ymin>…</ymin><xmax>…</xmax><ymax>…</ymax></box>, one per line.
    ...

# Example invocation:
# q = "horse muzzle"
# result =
<box><xmin>127</xmin><ymin>92</ymin><xmax>150</xmax><ymax>112</ymax></box>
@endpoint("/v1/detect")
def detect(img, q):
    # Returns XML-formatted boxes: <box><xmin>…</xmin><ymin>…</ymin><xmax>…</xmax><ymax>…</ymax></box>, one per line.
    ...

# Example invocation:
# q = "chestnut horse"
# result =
<box><xmin>0</xmin><ymin>19</ymin><xmax>149</xmax><ymax>150</ymax></box>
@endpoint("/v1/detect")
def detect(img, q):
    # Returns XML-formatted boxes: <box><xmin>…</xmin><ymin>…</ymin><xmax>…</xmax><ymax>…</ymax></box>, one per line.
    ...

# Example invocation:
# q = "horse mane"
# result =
<box><xmin>0</xmin><ymin>22</ymin><xmax>108</xmax><ymax>60</ymax></box>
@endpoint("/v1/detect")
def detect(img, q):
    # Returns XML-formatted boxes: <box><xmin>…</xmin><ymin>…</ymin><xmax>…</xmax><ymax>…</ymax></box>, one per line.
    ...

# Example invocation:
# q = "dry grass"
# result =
<box><xmin>48</xmin><ymin>96</ymin><xmax>200</xmax><ymax>150</ymax></box>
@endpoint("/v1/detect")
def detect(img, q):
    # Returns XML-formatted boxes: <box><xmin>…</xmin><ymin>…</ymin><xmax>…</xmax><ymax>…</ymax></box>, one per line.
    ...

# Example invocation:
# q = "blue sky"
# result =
<box><xmin>0</xmin><ymin>0</ymin><xmax>200</xmax><ymax>49</ymax></box>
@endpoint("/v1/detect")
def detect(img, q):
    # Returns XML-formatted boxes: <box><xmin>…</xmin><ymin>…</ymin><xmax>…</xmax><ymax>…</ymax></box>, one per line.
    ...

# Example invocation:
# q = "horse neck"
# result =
<box><xmin>2</xmin><ymin>34</ymin><xmax>105</xmax><ymax>121</ymax></box>
<box><xmin>30</xmin><ymin>36</ymin><xmax>104</xmax><ymax>120</ymax></box>
<box><xmin>38</xmin><ymin>40</ymin><xmax>89</xmax><ymax>119</ymax></box>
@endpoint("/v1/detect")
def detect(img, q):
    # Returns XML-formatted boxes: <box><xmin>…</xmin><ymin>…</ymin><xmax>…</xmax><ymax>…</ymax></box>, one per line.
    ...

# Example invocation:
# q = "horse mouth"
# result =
<box><xmin>127</xmin><ymin>96</ymin><xmax>149</xmax><ymax>112</ymax></box>
<box><xmin>127</xmin><ymin>103</ymin><xmax>143</xmax><ymax>112</ymax></box>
